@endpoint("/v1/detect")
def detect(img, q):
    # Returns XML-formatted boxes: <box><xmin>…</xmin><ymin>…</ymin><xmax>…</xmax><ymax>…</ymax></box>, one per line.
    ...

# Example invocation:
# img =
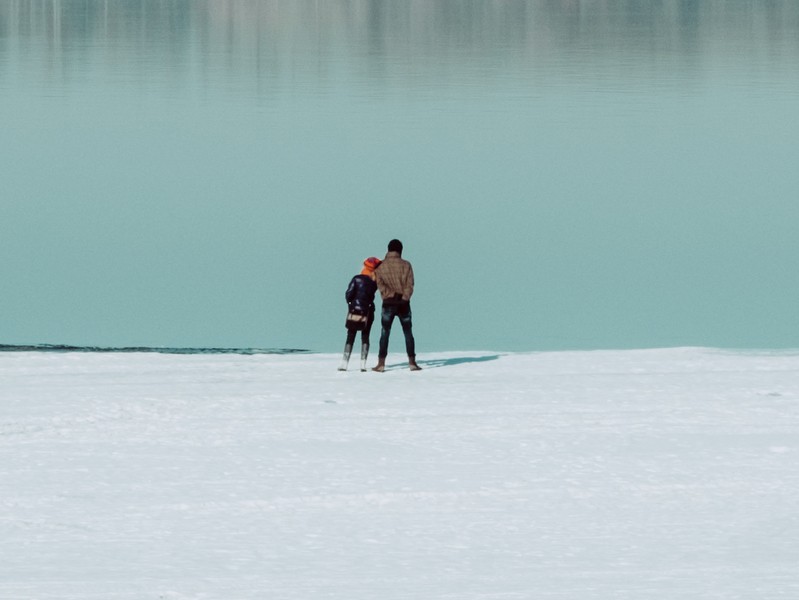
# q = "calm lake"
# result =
<box><xmin>2</xmin><ymin>1</ymin><xmax>798</xmax><ymax>352</ymax></box>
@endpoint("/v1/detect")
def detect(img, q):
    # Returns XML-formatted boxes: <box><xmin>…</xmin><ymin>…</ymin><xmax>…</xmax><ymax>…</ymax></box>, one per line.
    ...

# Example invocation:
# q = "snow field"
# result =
<box><xmin>1</xmin><ymin>348</ymin><xmax>798</xmax><ymax>599</ymax></box>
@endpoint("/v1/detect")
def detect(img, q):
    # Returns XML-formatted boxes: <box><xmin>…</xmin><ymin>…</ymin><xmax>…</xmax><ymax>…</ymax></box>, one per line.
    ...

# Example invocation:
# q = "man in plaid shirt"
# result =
<box><xmin>372</xmin><ymin>239</ymin><xmax>421</xmax><ymax>372</ymax></box>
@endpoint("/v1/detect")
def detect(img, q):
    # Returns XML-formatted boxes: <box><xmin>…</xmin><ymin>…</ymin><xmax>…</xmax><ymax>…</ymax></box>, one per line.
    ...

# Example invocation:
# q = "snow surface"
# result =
<box><xmin>2</xmin><ymin>348</ymin><xmax>798</xmax><ymax>599</ymax></box>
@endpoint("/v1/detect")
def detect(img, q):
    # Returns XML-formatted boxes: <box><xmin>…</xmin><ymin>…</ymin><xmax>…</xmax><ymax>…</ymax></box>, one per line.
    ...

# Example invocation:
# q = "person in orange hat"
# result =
<box><xmin>339</xmin><ymin>257</ymin><xmax>382</xmax><ymax>371</ymax></box>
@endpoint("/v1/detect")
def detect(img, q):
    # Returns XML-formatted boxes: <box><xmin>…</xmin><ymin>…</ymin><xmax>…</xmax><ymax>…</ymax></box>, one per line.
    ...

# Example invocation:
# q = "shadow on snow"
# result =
<box><xmin>386</xmin><ymin>354</ymin><xmax>502</xmax><ymax>370</ymax></box>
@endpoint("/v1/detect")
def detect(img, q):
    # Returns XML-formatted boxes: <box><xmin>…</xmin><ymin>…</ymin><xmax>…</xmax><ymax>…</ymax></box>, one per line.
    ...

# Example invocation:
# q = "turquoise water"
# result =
<box><xmin>2</xmin><ymin>1</ymin><xmax>798</xmax><ymax>352</ymax></box>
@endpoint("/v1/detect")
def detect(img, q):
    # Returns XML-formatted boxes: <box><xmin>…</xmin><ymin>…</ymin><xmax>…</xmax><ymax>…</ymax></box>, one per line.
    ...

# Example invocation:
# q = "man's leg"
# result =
<box><xmin>373</xmin><ymin>305</ymin><xmax>396</xmax><ymax>372</ymax></box>
<box><xmin>378</xmin><ymin>306</ymin><xmax>397</xmax><ymax>357</ymax></box>
<box><xmin>398</xmin><ymin>304</ymin><xmax>420</xmax><ymax>370</ymax></box>
<box><xmin>398</xmin><ymin>305</ymin><xmax>415</xmax><ymax>357</ymax></box>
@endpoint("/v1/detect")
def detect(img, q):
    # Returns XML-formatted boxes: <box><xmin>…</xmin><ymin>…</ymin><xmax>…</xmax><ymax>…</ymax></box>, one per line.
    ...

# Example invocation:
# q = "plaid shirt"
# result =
<box><xmin>374</xmin><ymin>251</ymin><xmax>414</xmax><ymax>303</ymax></box>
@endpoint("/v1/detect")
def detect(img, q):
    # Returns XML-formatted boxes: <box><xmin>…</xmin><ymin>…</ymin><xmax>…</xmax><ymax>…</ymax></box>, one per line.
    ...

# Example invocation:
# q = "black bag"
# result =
<box><xmin>345</xmin><ymin>311</ymin><xmax>368</xmax><ymax>330</ymax></box>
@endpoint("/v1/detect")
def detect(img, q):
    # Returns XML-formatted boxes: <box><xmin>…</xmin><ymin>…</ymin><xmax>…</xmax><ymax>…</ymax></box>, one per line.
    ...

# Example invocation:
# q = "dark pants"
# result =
<box><xmin>345</xmin><ymin>310</ymin><xmax>374</xmax><ymax>346</ymax></box>
<box><xmin>378</xmin><ymin>302</ymin><xmax>415</xmax><ymax>358</ymax></box>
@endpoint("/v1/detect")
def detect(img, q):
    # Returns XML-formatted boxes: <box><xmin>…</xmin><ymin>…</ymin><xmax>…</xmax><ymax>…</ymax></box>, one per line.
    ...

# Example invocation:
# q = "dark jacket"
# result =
<box><xmin>345</xmin><ymin>274</ymin><xmax>378</xmax><ymax>315</ymax></box>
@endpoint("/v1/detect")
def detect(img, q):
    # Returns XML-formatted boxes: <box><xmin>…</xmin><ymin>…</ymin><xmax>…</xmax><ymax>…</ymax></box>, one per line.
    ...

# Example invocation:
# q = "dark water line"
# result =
<box><xmin>0</xmin><ymin>344</ymin><xmax>312</xmax><ymax>355</ymax></box>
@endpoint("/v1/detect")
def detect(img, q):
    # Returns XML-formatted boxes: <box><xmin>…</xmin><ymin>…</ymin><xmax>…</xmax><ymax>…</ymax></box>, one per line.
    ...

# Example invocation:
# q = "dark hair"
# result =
<box><xmin>388</xmin><ymin>239</ymin><xmax>403</xmax><ymax>253</ymax></box>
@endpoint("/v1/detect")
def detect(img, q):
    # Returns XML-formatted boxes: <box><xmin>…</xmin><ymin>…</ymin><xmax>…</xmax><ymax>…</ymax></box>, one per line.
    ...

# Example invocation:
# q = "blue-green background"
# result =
<box><xmin>2</xmin><ymin>1</ymin><xmax>798</xmax><ymax>352</ymax></box>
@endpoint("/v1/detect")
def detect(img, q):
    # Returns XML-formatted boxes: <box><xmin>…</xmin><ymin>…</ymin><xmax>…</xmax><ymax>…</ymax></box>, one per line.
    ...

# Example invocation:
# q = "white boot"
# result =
<box><xmin>360</xmin><ymin>343</ymin><xmax>370</xmax><ymax>372</ymax></box>
<box><xmin>338</xmin><ymin>343</ymin><xmax>353</xmax><ymax>371</ymax></box>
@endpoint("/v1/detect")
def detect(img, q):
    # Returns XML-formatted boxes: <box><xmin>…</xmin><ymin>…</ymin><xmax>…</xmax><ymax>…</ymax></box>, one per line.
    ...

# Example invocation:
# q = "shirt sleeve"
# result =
<box><xmin>404</xmin><ymin>264</ymin><xmax>414</xmax><ymax>301</ymax></box>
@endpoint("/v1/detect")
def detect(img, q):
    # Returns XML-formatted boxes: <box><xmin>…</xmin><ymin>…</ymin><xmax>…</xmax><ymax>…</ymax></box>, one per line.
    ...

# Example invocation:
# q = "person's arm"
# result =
<box><xmin>345</xmin><ymin>277</ymin><xmax>357</xmax><ymax>304</ymax></box>
<box><xmin>374</xmin><ymin>269</ymin><xmax>389</xmax><ymax>300</ymax></box>
<box><xmin>404</xmin><ymin>264</ymin><xmax>414</xmax><ymax>301</ymax></box>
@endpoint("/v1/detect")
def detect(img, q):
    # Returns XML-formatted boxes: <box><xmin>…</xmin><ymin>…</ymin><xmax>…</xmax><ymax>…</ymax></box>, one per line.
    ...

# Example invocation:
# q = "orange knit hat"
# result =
<box><xmin>361</xmin><ymin>257</ymin><xmax>382</xmax><ymax>275</ymax></box>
